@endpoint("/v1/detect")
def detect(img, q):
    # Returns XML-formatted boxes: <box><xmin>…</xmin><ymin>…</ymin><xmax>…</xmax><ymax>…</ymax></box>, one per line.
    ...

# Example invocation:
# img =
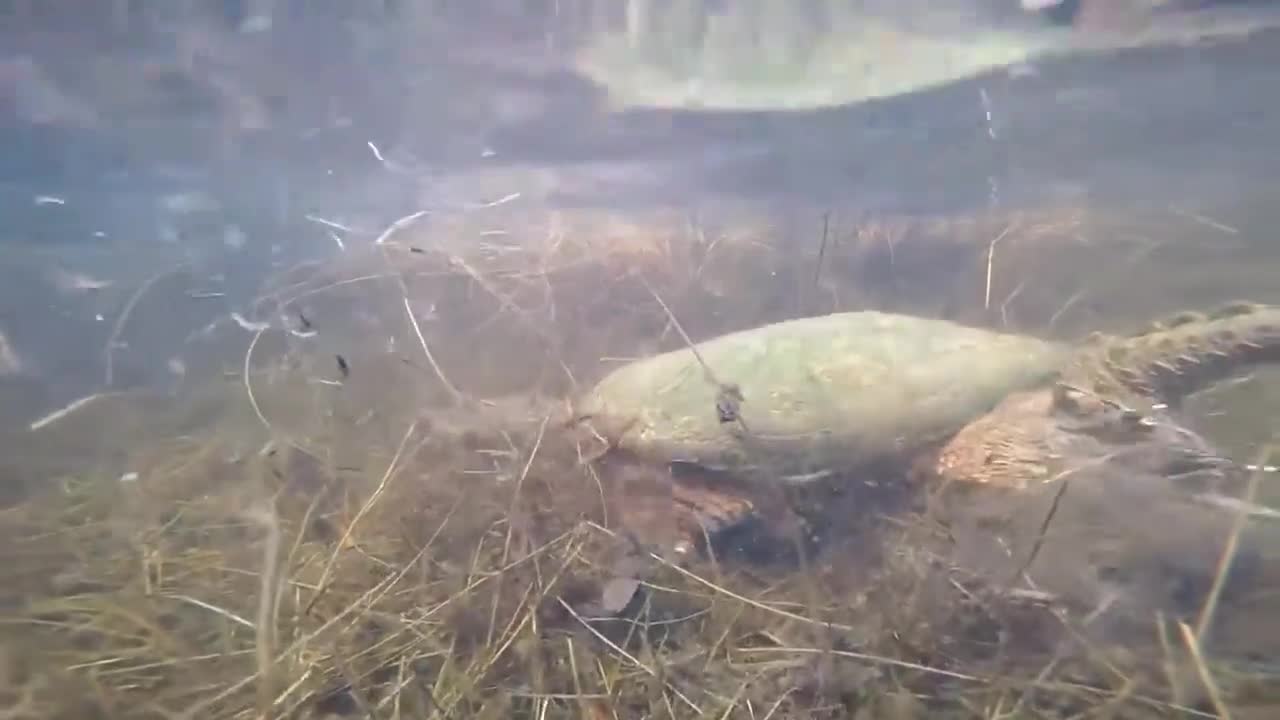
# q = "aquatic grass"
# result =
<box><xmin>0</xmin><ymin>203</ymin><xmax>1276</xmax><ymax>718</ymax></box>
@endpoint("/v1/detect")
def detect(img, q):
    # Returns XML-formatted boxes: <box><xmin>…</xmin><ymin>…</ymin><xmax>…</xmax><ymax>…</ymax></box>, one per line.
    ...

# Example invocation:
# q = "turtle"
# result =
<box><xmin>573</xmin><ymin>310</ymin><xmax>1071</xmax><ymax>486</ymax></box>
<box><xmin>571</xmin><ymin>301</ymin><xmax>1280</xmax><ymax>556</ymax></box>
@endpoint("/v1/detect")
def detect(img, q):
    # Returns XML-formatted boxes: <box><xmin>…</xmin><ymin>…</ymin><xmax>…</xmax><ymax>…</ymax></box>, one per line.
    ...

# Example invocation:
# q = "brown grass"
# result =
<box><xmin>1</xmin><ymin>202</ymin><xmax>1277</xmax><ymax>719</ymax></box>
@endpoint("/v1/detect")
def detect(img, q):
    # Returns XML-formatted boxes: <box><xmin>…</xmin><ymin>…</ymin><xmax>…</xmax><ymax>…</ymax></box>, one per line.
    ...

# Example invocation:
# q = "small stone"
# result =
<box><xmin>600</xmin><ymin>577</ymin><xmax>641</xmax><ymax>615</ymax></box>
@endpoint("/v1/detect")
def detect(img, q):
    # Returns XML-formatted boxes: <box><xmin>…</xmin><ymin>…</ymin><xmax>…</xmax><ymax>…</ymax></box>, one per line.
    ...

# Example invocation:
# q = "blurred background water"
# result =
<box><xmin>3</xmin><ymin>2</ymin><xmax>1280</xmax><ymax>716</ymax></box>
<box><xmin>4</xmin><ymin>1</ymin><xmax>1280</xmax><ymax>409</ymax></box>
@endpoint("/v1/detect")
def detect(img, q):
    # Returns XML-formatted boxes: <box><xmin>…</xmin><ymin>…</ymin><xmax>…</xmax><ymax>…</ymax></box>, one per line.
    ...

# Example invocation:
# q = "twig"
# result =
<box><xmin>556</xmin><ymin>597</ymin><xmax>701</xmax><ymax>714</ymax></box>
<box><xmin>105</xmin><ymin>263</ymin><xmax>187</xmax><ymax>386</ymax></box>
<box><xmin>1178</xmin><ymin>621</ymin><xmax>1233</xmax><ymax>720</ymax></box>
<box><xmin>244</xmin><ymin>327</ymin><xmax>271</xmax><ymax>432</ymax></box>
<box><xmin>633</xmin><ymin>271</ymin><xmax>755</xmax><ymax>443</ymax></box>
<box><xmin>1156</xmin><ymin>612</ymin><xmax>1188</xmax><ymax>709</ymax></box>
<box><xmin>738</xmin><ymin>646</ymin><xmax>982</xmax><ymax>684</ymax></box>
<box><xmin>1047</xmin><ymin>289</ymin><xmax>1086</xmax><ymax>332</ymax></box>
<box><xmin>1012</xmin><ymin>477</ymin><xmax>1071</xmax><ymax>583</ymax></box>
<box><xmin>809</xmin><ymin>211</ymin><xmax>830</xmax><ymax>313</ymax></box>
<box><xmin>1168</xmin><ymin>204</ymin><xmax>1239</xmax><ymax>235</ymax></box>
<box><xmin>272</xmin><ymin>272</ymin><xmax>394</xmax><ymax>309</ymax></box>
<box><xmin>760</xmin><ymin>688</ymin><xmax>797</xmax><ymax>720</ymax></box>
<box><xmin>1000</xmin><ymin>279</ymin><xmax>1027</xmax><ymax>328</ymax></box>
<box><xmin>984</xmin><ymin>224</ymin><xmax>1014</xmax><ymax>311</ymax></box>
<box><xmin>374</xmin><ymin>210</ymin><xmax>430</xmax><ymax>246</ymax></box>
<box><xmin>584</xmin><ymin>520</ymin><xmax>858</xmax><ymax>634</ymax></box>
<box><xmin>29</xmin><ymin>392</ymin><xmax>115</xmax><ymax>431</ymax></box>
<box><xmin>635</xmin><ymin>272</ymin><xmax>824</xmax><ymax>602</ymax></box>
<box><xmin>367</xmin><ymin>211</ymin><xmax>465</xmax><ymax>404</ymax></box>
<box><xmin>468</xmin><ymin>192</ymin><xmax>521</xmax><ymax>210</ymax></box>
<box><xmin>165</xmin><ymin>594</ymin><xmax>255</xmax><ymax>629</ymax></box>
<box><xmin>487</xmin><ymin>414</ymin><xmax>550</xmax><ymax>648</ymax></box>
<box><xmin>403</xmin><ymin>296</ymin><xmax>463</xmax><ymax>404</ymax></box>
<box><xmin>1195</xmin><ymin>445</ymin><xmax>1272</xmax><ymax>644</ymax></box>
<box><xmin>305</xmin><ymin>420</ymin><xmax>419</xmax><ymax>614</ymax></box>
<box><xmin>184</xmin><ymin>540</ymin><xmax>435</xmax><ymax>720</ymax></box>
<box><xmin>635</xmin><ymin>274</ymin><xmax>718</xmax><ymax>385</ymax></box>
<box><xmin>304</xmin><ymin>214</ymin><xmax>356</xmax><ymax>233</ymax></box>
<box><xmin>238</xmin><ymin>325</ymin><xmax>326</xmax><ymax>463</ymax></box>
<box><xmin>248</xmin><ymin>502</ymin><xmax>283</xmax><ymax>720</ymax></box>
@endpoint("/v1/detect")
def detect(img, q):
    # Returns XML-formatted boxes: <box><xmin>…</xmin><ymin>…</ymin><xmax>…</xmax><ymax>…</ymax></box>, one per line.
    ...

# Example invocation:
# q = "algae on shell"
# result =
<box><xmin>575</xmin><ymin>311</ymin><xmax>1070</xmax><ymax>482</ymax></box>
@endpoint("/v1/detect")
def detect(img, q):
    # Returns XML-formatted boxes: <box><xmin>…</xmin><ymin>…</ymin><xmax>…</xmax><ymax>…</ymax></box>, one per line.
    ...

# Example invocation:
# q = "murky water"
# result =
<box><xmin>2</xmin><ymin>3</ymin><xmax>1279</xmax><ymax>718</ymax></box>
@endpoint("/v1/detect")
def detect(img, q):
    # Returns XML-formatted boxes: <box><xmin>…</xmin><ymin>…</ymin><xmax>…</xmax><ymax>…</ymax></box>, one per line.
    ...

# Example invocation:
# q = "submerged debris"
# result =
<box><xmin>27</xmin><ymin>393</ymin><xmax>109</xmax><ymax>432</ymax></box>
<box><xmin>0</xmin><ymin>328</ymin><xmax>22</xmax><ymax>377</ymax></box>
<box><xmin>1</xmin><ymin>203</ymin><xmax>1278</xmax><ymax>718</ymax></box>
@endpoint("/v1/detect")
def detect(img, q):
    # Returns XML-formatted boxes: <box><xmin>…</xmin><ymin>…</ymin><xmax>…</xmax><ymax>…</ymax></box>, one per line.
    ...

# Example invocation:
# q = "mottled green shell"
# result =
<box><xmin>575</xmin><ymin>311</ymin><xmax>1071</xmax><ymax>482</ymax></box>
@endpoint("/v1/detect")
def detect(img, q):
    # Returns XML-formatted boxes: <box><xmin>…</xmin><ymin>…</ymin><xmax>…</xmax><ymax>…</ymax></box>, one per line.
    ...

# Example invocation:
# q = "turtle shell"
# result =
<box><xmin>575</xmin><ymin>311</ymin><xmax>1070</xmax><ymax>483</ymax></box>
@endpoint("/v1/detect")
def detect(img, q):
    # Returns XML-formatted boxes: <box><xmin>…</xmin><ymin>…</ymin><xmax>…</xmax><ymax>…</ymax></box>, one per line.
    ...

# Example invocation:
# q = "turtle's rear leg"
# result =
<box><xmin>669</xmin><ymin>459</ymin><xmax>830</xmax><ymax>562</ymax></box>
<box><xmin>670</xmin><ymin>479</ymin><xmax>759</xmax><ymax>555</ymax></box>
<box><xmin>597</xmin><ymin>453</ymin><xmax>805</xmax><ymax>564</ymax></box>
